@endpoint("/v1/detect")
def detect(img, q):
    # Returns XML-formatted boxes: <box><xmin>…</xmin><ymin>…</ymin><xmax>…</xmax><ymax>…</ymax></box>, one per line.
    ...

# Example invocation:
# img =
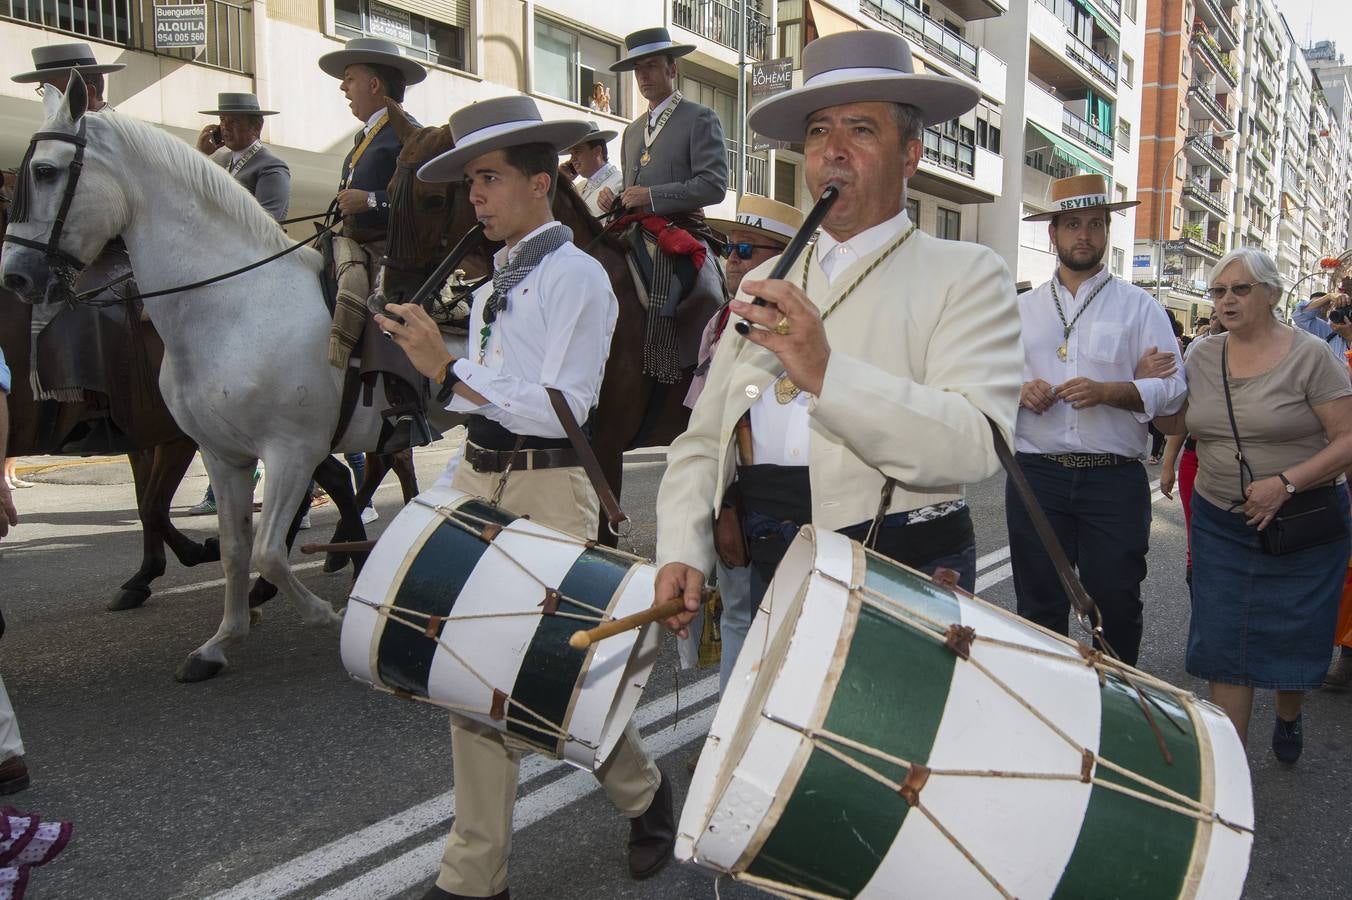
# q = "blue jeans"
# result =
<box><xmin>715</xmin><ymin>560</ymin><xmax>754</xmax><ymax>695</ymax></box>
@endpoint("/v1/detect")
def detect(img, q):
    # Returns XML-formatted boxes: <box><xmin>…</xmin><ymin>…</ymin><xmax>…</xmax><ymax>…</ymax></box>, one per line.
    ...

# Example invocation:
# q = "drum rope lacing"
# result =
<box><xmin>350</xmin><ymin>503</ymin><xmax>651</xmax><ymax>751</ymax></box>
<box><xmin>709</xmin><ymin>564</ymin><xmax>1253</xmax><ymax>900</ymax></box>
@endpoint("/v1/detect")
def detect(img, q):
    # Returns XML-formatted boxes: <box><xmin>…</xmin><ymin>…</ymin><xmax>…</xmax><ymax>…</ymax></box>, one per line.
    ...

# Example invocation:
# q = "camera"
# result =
<box><xmin>1328</xmin><ymin>305</ymin><xmax>1352</xmax><ymax>325</ymax></box>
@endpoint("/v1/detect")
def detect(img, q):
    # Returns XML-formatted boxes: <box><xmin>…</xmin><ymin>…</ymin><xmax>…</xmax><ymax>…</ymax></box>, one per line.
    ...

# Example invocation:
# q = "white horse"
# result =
<box><xmin>2</xmin><ymin>85</ymin><xmax>392</xmax><ymax>681</ymax></box>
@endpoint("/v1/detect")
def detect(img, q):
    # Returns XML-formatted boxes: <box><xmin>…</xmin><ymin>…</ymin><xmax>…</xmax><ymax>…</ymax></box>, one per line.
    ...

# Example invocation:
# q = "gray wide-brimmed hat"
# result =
<box><xmin>318</xmin><ymin>37</ymin><xmax>427</xmax><ymax>86</ymax></box>
<box><xmin>419</xmin><ymin>96</ymin><xmax>592</xmax><ymax>182</ymax></box>
<box><xmin>12</xmin><ymin>42</ymin><xmax>125</xmax><ymax>83</ymax></box>
<box><xmin>562</xmin><ymin>119</ymin><xmax>619</xmax><ymax>153</ymax></box>
<box><xmin>199</xmin><ymin>92</ymin><xmax>279</xmax><ymax>117</ymax></box>
<box><xmin>747</xmin><ymin>31</ymin><xmax>979</xmax><ymax>141</ymax></box>
<box><xmin>609</xmin><ymin>27</ymin><xmax>696</xmax><ymax>72</ymax></box>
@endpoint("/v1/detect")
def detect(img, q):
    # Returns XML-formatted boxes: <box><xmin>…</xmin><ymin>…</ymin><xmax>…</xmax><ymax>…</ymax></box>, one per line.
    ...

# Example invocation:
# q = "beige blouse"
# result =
<box><xmin>1184</xmin><ymin>329</ymin><xmax>1352</xmax><ymax>508</ymax></box>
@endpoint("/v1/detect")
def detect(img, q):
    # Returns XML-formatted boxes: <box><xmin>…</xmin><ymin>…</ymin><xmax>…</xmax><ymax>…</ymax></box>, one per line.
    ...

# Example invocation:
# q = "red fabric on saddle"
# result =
<box><xmin>611</xmin><ymin>213</ymin><xmax>708</xmax><ymax>271</ymax></box>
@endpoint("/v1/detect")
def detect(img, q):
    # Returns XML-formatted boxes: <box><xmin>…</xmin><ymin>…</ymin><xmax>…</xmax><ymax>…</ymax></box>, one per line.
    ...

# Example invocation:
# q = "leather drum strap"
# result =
<box><xmin>985</xmin><ymin>416</ymin><xmax>1103</xmax><ymax>641</ymax></box>
<box><xmin>547</xmin><ymin>388</ymin><xmax>627</xmax><ymax>533</ymax></box>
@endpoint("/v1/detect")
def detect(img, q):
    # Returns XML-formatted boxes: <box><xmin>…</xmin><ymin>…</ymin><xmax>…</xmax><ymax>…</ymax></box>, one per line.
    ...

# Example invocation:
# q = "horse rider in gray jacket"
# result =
<box><xmin>195</xmin><ymin>92</ymin><xmax>291</xmax><ymax>222</ymax></box>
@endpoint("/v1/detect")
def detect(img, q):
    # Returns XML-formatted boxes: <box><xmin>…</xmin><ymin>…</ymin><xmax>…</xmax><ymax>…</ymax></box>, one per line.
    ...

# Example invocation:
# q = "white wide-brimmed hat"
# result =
<box><xmin>747</xmin><ymin>31</ymin><xmax>979</xmax><ymax>141</ymax></box>
<box><xmin>199</xmin><ymin>92</ymin><xmax>279</xmax><ymax>117</ymax></box>
<box><xmin>1022</xmin><ymin>174</ymin><xmax>1140</xmax><ymax>221</ymax></box>
<box><xmin>12</xmin><ymin>43</ymin><xmax>125</xmax><ymax>83</ymax></box>
<box><xmin>609</xmin><ymin>27</ymin><xmax>696</xmax><ymax>73</ymax></box>
<box><xmin>419</xmin><ymin>96</ymin><xmax>592</xmax><ymax>182</ymax></box>
<box><xmin>705</xmin><ymin>196</ymin><xmax>804</xmax><ymax>246</ymax></box>
<box><xmin>318</xmin><ymin>37</ymin><xmax>428</xmax><ymax>86</ymax></box>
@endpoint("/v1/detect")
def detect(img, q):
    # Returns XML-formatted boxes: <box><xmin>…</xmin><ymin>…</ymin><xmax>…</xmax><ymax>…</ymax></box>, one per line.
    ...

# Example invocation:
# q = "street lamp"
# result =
<box><xmin>1154</xmin><ymin>126</ymin><xmax>1237</xmax><ymax>306</ymax></box>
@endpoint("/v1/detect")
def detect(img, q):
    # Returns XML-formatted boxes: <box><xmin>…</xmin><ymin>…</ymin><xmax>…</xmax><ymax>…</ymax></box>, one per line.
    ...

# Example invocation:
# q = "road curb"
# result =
<box><xmin>14</xmin><ymin>456</ymin><xmax>127</xmax><ymax>476</ymax></box>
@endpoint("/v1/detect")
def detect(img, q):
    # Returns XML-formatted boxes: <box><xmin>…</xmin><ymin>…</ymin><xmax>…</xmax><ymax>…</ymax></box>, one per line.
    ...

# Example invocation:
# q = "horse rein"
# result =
<box><xmin>2</xmin><ymin>120</ymin><xmax>89</xmax><ymax>272</ymax></box>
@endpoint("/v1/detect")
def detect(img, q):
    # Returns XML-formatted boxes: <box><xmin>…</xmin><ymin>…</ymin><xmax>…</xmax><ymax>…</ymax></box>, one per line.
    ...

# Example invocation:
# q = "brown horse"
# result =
<box><xmin>376</xmin><ymin>103</ymin><xmax>697</xmax><ymax>537</ymax></box>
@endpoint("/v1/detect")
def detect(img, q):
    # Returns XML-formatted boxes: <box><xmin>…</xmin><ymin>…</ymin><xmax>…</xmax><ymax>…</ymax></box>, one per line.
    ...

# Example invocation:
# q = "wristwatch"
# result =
<box><xmin>366</xmin><ymin>192</ymin><xmax>378</xmax><ymax>209</ymax></box>
<box><xmin>435</xmin><ymin>359</ymin><xmax>462</xmax><ymax>404</ymax></box>
<box><xmin>1278</xmin><ymin>472</ymin><xmax>1296</xmax><ymax>494</ymax></box>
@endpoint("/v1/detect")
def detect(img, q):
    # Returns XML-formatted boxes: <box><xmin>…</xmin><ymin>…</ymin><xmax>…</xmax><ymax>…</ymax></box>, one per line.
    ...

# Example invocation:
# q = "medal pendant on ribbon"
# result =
<box><xmin>1057</xmin><ymin>344</ymin><xmax>1068</xmax><ymax>362</ymax></box>
<box><xmin>774</xmin><ymin>374</ymin><xmax>801</xmax><ymax>404</ymax></box>
<box><xmin>639</xmin><ymin>148</ymin><xmax>651</xmax><ymax>167</ymax></box>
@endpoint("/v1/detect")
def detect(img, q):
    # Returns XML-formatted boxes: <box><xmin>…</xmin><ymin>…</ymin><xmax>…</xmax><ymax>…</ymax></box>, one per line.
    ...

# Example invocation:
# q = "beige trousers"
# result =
<box><xmin>0</xmin><ymin>674</ymin><xmax>24</xmax><ymax>761</ymax></box>
<box><xmin>435</xmin><ymin>462</ymin><xmax>662</xmax><ymax>896</ymax></box>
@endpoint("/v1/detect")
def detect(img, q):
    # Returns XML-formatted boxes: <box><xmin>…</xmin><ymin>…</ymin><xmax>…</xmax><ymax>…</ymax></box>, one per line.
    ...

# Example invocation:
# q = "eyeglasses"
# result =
<box><xmin>1206</xmin><ymin>282</ymin><xmax>1257</xmax><ymax>300</ymax></box>
<box><xmin>720</xmin><ymin>241</ymin><xmax>783</xmax><ymax>260</ymax></box>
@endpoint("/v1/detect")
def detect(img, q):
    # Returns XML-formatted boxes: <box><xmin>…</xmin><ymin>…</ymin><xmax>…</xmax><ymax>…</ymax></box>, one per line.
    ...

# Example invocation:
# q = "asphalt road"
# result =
<box><xmin>1</xmin><ymin>437</ymin><xmax>1348</xmax><ymax>900</ymax></box>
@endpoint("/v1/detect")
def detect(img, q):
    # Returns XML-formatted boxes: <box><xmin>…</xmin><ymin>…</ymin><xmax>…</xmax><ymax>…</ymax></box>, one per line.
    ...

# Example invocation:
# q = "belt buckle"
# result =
<box><xmin>469</xmin><ymin>447</ymin><xmax>492</xmax><ymax>474</ymax></box>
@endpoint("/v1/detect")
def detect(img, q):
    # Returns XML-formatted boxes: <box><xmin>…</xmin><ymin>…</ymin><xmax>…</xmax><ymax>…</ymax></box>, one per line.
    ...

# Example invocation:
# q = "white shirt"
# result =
<box><xmin>647</xmin><ymin>93</ymin><xmax>677</xmax><ymax>129</ymax></box>
<box><xmin>749</xmin><ymin>209</ymin><xmax>913</xmax><ymax>467</ymax></box>
<box><xmin>363</xmin><ymin>108</ymin><xmax>387</xmax><ymax>135</ymax></box>
<box><xmin>229</xmin><ymin>139</ymin><xmax>261</xmax><ymax>167</ymax></box>
<box><xmin>578</xmin><ymin>162</ymin><xmax>623</xmax><ymax>217</ymax></box>
<box><xmin>446</xmin><ymin>222</ymin><xmax>619</xmax><ymax>439</ymax></box>
<box><xmin>1015</xmin><ymin>267</ymin><xmax>1188</xmax><ymax>457</ymax></box>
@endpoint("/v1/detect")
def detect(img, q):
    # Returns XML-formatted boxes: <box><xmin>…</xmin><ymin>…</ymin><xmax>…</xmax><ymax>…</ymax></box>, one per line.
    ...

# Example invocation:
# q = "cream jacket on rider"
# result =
<box><xmin>655</xmin><ymin>222</ymin><xmax>1024</xmax><ymax>577</ymax></box>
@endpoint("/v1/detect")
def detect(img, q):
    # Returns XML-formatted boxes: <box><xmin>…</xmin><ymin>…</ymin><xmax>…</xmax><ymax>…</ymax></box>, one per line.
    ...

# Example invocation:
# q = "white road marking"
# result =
<box><xmin>206</xmin><ymin>673</ymin><xmax>720</xmax><ymax>900</ymax></box>
<box><xmin>154</xmin><ymin>560</ymin><xmax>326</xmax><ymax>597</ymax></box>
<box><xmin>315</xmin><ymin>706</ymin><xmax>717</xmax><ymax>900</ymax></box>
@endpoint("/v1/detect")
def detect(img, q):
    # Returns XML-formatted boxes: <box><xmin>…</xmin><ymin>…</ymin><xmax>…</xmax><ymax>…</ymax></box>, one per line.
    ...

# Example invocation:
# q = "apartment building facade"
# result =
<box><xmin>0</xmin><ymin>0</ymin><xmax>786</xmax><ymax>224</ymax></box>
<box><xmin>984</xmin><ymin>0</ymin><xmax>1145</xmax><ymax>289</ymax></box>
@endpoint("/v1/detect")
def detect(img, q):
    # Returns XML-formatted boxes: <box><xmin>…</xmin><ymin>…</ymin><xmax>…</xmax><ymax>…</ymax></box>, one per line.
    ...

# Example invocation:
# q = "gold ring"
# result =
<box><xmin>773</xmin><ymin>316</ymin><xmax>791</xmax><ymax>336</ymax></box>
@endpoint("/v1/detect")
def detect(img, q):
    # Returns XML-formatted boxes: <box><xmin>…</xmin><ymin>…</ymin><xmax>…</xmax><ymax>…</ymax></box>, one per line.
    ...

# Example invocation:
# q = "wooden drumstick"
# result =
<box><xmin>568</xmin><ymin>597</ymin><xmax>691</xmax><ymax>650</ymax></box>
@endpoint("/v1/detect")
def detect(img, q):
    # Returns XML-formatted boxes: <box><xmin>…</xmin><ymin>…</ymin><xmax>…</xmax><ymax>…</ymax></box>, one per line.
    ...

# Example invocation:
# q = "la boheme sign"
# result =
<box><xmin>153</xmin><ymin>4</ymin><xmax>208</xmax><ymax>50</ymax></box>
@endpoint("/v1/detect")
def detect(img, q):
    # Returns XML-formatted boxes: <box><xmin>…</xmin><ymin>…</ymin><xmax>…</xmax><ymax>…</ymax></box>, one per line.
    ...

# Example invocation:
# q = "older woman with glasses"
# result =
<box><xmin>1155</xmin><ymin>248</ymin><xmax>1352</xmax><ymax>763</ymax></box>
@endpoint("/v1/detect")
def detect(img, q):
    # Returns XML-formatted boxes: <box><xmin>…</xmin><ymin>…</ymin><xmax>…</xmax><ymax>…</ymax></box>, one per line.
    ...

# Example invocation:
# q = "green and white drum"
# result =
<box><xmin>340</xmin><ymin>485</ymin><xmax>660</xmax><ymax>770</ymax></box>
<box><xmin>678</xmin><ymin>527</ymin><xmax>1254</xmax><ymax>899</ymax></box>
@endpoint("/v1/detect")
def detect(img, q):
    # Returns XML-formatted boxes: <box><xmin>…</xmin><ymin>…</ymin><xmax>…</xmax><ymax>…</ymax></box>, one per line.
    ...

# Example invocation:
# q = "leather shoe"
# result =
<box><xmin>1272</xmin><ymin>714</ymin><xmax>1303</xmax><ymax>765</ymax></box>
<box><xmin>420</xmin><ymin>886</ymin><xmax>509</xmax><ymax>900</ymax></box>
<box><xmin>628</xmin><ymin>770</ymin><xmax>675</xmax><ymax>879</ymax></box>
<box><xmin>0</xmin><ymin>754</ymin><xmax>30</xmax><ymax>795</ymax></box>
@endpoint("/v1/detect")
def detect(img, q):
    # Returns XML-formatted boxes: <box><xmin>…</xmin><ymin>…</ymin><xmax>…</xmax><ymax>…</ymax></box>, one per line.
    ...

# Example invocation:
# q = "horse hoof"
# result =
<box><xmin>175</xmin><ymin>655</ymin><xmax>226</xmax><ymax>683</ymax></box>
<box><xmin>323</xmin><ymin>552</ymin><xmax>349</xmax><ymax>574</ymax></box>
<box><xmin>248</xmin><ymin>579</ymin><xmax>278</xmax><ymax>608</ymax></box>
<box><xmin>202</xmin><ymin>537</ymin><xmax>222</xmax><ymax>563</ymax></box>
<box><xmin>107</xmin><ymin>587</ymin><xmax>150</xmax><ymax>612</ymax></box>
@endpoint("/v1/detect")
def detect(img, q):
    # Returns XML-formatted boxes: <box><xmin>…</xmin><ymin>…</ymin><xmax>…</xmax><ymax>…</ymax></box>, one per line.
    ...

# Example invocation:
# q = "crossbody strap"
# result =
<box><xmin>1219</xmin><ymin>337</ymin><xmax>1256</xmax><ymax>495</ymax></box>
<box><xmin>546</xmin><ymin>388</ymin><xmax>627</xmax><ymax>534</ymax></box>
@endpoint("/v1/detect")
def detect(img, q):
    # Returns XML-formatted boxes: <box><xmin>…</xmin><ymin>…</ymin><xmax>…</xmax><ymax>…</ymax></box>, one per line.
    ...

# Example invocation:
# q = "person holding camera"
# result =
<box><xmin>1154</xmin><ymin>249</ymin><xmax>1352</xmax><ymax>762</ymax></box>
<box><xmin>195</xmin><ymin>92</ymin><xmax>291</xmax><ymax>223</ymax></box>
<box><xmin>1294</xmin><ymin>285</ymin><xmax>1352</xmax><ymax>357</ymax></box>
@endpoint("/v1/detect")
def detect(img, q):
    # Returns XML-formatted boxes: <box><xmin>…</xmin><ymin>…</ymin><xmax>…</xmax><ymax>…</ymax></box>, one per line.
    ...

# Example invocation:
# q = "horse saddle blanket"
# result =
<box><xmin>326</xmin><ymin>233</ymin><xmax>379</xmax><ymax>369</ymax></box>
<box><xmin>625</xmin><ymin>222</ymin><xmax>726</xmax><ymax>383</ymax></box>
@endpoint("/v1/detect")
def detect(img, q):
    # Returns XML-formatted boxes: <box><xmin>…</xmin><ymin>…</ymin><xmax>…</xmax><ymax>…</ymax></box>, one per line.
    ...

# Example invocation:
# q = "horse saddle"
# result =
<box><xmin>625</xmin><ymin>223</ymin><xmax>726</xmax><ymax>375</ymax></box>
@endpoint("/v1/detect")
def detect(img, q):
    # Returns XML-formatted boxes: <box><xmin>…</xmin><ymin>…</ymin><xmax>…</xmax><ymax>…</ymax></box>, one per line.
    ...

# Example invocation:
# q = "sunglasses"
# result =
<box><xmin>720</xmin><ymin>241</ymin><xmax>783</xmax><ymax>260</ymax></box>
<box><xmin>1206</xmin><ymin>282</ymin><xmax>1258</xmax><ymax>300</ymax></box>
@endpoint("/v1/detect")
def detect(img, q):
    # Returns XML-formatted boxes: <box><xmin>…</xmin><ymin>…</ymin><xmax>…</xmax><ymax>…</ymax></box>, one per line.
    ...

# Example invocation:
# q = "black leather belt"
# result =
<box><xmin>464</xmin><ymin>442</ymin><xmax>579</xmax><ymax>474</ymax></box>
<box><xmin>1038</xmin><ymin>452</ymin><xmax>1136</xmax><ymax>468</ymax></box>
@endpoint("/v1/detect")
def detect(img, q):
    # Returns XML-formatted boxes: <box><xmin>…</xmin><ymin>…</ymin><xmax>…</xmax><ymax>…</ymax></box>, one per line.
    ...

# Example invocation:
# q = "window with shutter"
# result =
<box><xmin>334</xmin><ymin>0</ymin><xmax>468</xmax><ymax>71</ymax></box>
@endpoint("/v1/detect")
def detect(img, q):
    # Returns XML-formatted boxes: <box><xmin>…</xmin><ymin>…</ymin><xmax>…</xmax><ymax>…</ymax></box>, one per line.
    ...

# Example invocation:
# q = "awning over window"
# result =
<box><xmin>1083</xmin><ymin>1</ymin><xmax>1120</xmax><ymax>46</ymax></box>
<box><xmin>1028</xmin><ymin>121</ymin><xmax>1110</xmax><ymax>179</ymax></box>
<box><xmin>807</xmin><ymin>0</ymin><xmax>865</xmax><ymax>39</ymax></box>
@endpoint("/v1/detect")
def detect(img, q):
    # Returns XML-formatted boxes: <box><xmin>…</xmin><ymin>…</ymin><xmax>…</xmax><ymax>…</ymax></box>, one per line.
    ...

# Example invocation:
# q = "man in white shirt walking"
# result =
<box><xmin>1009</xmin><ymin>174</ymin><xmax>1187</xmax><ymax>666</ymax></box>
<box><xmin>375</xmin><ymin>95</ymin><xmax>672</xmax><ymax>900</ymax></box>
<box><xmin>566</xmin><ymin>121</ymin><xmax>623</xmax><ymax>217</ymax></box>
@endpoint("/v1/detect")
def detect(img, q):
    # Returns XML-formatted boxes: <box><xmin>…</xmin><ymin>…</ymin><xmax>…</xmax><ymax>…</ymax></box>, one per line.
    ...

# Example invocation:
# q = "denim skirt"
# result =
<box><xmin>1187</xmin><ymin>491</ymin><xmax>1350</xmax><ymax>690</ymax></box>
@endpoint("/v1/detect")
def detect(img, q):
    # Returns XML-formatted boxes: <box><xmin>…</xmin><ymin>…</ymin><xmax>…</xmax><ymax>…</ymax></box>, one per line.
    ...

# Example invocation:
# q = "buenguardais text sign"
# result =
<box><xmin>750</xmin><ymin>57</ymin><xmax>793</xmax><ymax>153</ymax></box>
<box><xmin>154</xmin><ymin>4</ymin><xmax>208</xmax><ymax>49</ymax></box>
<box><xmin>368</xmin><ymin>1</ymin><xmax>414</xmax><ymax>46</ymax></box>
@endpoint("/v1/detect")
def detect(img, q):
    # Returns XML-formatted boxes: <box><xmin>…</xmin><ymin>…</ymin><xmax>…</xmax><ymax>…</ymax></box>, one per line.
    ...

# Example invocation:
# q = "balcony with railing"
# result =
<box><xmin>1196</xmin><ymin>0</ymin><xmax>1240</xmax><ymax>49</ymax></box>
<box><xmin>726</xmin><ymin>145</ymin><xmax>769</xmax><ymax>197</ymax></box>
<box><xmin>672</xmin><ymin>0</ymin><xmax>773</xmax><ymax>60</ymax></box>
<box><xmin>1088</xmin><ymin>0</ymin><xmax>1121</xmax><ymax>20</ymax></box>
<box><xmin>1190</xmin><ymin>30</ymin><xmax>1237</xmax><ymax>88</ymax></box>
<box><xmin>1062</xmin><ymin>107</ymin><xmax>1114</xmax><ymax>158</ymax></box>
<box><xmin>860</xmin><ymin>0</ymin><xmax>979</xmax><ymax>78</ymax></box>
<box><xmin>1183</xmin><ymin>179</ymin><xmax>1229</xmax><ymax>218</ymax></box>
<box><xmin>1064</xmin><ymin>29</ymin><xmax>1118</xmax><ymax>91</ymax></box>
<box><xmin>1187</xmin><ymin>86</ymin><xmax>1234</xmax><ymax>130</ymax></box>
<box><xmin>1</xmin><ymin>0</ymin><xmax>254</xmax><ymax>74</ymax></box>
<box><xmin>1186</xmin><ymin>132</ymin><xmax>1233</xmax><ymax>175</ymax></box>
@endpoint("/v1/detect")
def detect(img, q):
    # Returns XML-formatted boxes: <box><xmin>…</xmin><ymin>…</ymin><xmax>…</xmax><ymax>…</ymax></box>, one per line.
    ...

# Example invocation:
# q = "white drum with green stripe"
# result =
<box><xmin>679</xmin><ymin>527</ymin><xmax>1253</xmax><ymax>899</ymax></box>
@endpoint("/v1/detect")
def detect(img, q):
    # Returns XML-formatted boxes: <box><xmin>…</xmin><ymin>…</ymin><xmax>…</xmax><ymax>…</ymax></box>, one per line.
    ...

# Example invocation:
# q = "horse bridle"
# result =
<box><xmin>2</xmin><ymin>119</ymin><xmax>90</xmax><ymax>272</ymax></box>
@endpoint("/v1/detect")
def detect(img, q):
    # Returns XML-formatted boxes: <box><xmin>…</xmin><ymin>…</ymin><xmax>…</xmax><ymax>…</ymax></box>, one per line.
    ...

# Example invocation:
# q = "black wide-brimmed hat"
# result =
<box><xmin>12</xmin><ymin>43</ymin><xmax>125</xmax><ymax>83</ymax></box>
<box><xmin>747</xmin><ymin>31</ymin><xmax>979</xmax><ymax>141</ymax></box>
<box><xmin>419</xmin><ymin>96</ymin><xmax>592</xmax><ymax>182</ymax></box>
<box><xmin>318</xmin><ymin>37</ymin><xmax>428</xmax><ymax>86</ymax></box>
<box><xmin>609</xmin><ymin>27</ymin><xmax>696</xmax><ymax>72</ymax></box>
<box><xmin>199</xmin><ymin>92</ymin><xmax>279</xmax><ymax>117</ymax></box>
